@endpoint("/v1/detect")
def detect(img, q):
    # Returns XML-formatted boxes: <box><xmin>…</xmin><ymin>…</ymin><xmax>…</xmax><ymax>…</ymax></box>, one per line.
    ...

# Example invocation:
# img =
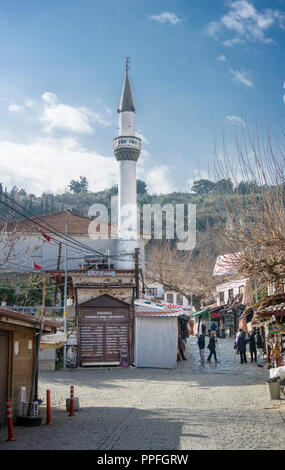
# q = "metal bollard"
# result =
<box><xmin>69</xmin><ymin>385</ymin><xmax>75</xmax><ymax>417</ymax></box>
<box><xmin>6</xmin><ymin>399</ymin><xmax>16</xmax><ymax>441</ymax></box>
<box><xmin>45</xmin><ymin>390</ymin><xmax>52</xmax><ymax>425</ymax></box>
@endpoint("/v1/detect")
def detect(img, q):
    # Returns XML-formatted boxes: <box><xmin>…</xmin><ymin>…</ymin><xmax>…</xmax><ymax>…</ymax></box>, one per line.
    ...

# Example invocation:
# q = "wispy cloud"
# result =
<box><xmin>218</xmin><ymin>55</ymin><xmax>227</xmax><ymax>62</ymax></box>
<box><xmin>150</xmin><ymin>11</ymin><xmax>181</xmax><ymax>25</ymax></box>
<box><xmin>207</xmin><ymin>0</ymin><xmax>285</xmax><ymax>46</ymax></box>
<box><xmin>230</xmin><ymin>69</ymin><xmax>253</xmax><ymax>87</ymax></box>
<box><xmin>8</xmin><ymin>104</ymin><xmax>23</xmax><ymax>113</ymax></box>
<box><xmin>226</xmin><ymin>115</ymin><xmax>246</xmax><ymax>126</ymax></box>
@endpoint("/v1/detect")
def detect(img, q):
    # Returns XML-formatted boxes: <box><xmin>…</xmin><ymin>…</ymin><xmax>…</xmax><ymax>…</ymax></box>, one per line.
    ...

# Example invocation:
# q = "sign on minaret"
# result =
<box><xmin>113</xmin><ymin>59</ymin><xmax>142</xmax><ymax>269</ymax></box>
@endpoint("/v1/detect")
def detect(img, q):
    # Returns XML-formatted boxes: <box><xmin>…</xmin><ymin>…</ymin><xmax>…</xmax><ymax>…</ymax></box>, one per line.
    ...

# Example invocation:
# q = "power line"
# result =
<box><xmin>0</xmin><ymin>193</ymin><xmax>112</xmax><ymax>257</ymax></box>
<box><xmin>0</xmin><ymin>195</ymin><xmax>137</xmax><ymax>263</ymax></box>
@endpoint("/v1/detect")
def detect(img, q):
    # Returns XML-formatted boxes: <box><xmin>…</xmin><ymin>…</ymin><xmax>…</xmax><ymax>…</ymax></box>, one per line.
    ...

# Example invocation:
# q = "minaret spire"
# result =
<box><xmin>113</xmin><ymin>59</ymin><xmax>142</xmax><ymax>269</ymax></box>
<box><xmin>118</xmin><ymin>57</ymin><xmax>135</xmax><ymax>114</ymax></box>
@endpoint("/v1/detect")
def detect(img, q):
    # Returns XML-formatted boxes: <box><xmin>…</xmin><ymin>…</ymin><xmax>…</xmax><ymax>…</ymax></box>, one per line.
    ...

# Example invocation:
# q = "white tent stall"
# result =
<box><xmin>134</xmin><ymin>306</ymin><xmax>180</xmax><ymax>369</ymax></box>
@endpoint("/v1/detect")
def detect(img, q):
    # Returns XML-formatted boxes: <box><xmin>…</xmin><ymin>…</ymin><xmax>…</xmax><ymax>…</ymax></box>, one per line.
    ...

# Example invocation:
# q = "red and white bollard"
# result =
<box><xmin>69</xmin><ymin>385</ymin><xmax>75</xmax><ymax>417</ymax></box>
<box><xmin>45</xmin><ymin>389</ymin><xmax>52</xmax><ymax>425</ymax></box>
<box><xmin>6</xmin><ymin>398</ymin><xmax>16</xmax><ymax>442</ymax></box>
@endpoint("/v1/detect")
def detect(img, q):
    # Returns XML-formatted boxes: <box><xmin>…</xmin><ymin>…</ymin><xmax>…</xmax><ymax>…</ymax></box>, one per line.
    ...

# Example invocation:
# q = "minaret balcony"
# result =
<box><xmin>113</xmin><ymin>136</ymin><xmax>141</xmax><ymax>162</ymax></box>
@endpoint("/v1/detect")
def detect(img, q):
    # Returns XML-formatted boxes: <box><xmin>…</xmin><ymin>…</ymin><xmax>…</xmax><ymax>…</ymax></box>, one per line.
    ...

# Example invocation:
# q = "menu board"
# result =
<box><xmin>80</xmin><ymin>324</ymin><xmax>104</xmax><ymax>361</ymax></box>
<box><xmin>80</xmin><ymin>308</ymin><xmax>129</xmax><ymax>364</ymax></box>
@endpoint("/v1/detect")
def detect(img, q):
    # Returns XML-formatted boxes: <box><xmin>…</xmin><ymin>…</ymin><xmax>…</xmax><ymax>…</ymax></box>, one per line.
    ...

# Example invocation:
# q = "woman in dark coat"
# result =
<box><xmin>207</xmin><ymin>332</ymin><xmax>219</xmax><ymax>362</ymax></box>
<box><xmin>236</xmin><ymin>330</ymin><xmax>247</xmax><ymax>363</ymax></box>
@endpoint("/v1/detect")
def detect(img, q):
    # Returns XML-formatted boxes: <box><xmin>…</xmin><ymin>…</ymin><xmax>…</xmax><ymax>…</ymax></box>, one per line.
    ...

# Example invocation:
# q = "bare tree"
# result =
<box><xmin>213</xmin><ymin>125</ymin><xmax>285</xmax><ymax>286</ymax></box>
<box><xmin>145</xmin><ymin>239</ymin><xmax>219</xmax><ymax>307</ymax></box>
<box><xmin>0</xmin><ymin>213</ymin><xmax>43</xmax><ymax>270</ymax></box>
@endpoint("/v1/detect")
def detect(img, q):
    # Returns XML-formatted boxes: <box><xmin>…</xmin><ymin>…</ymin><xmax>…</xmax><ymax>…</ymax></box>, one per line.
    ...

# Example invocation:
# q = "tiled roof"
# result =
<box><xmin>0</xmin><ymin>307</ymin><xmax>59</xmax><ymax>330</ymax></box>
<box><xmin>5</xmin><ymin>211</ymin><xmax>117</xmax><ymax>236</ymax></box>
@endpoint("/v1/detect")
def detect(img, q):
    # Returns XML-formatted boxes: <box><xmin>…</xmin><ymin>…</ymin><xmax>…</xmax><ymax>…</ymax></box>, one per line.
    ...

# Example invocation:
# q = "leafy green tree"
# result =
<box><xmin>191</xmin><ymin>179</ymin><xmax>216</xmax><ymax>195</ymax></box>
<box><xmin>236</xmin><ymin>180</ymin><xmax>259</xmax><ymax>194</ymax></box>
<box><xmin>68</xmin><ymin>176</ymin><xmax>89</xmax><ymax>194</ymax></box>
<box><xmin>137</xmin><ymin>179</ymin><xmax>147</xmax><ymax>194</ymax></box>
<box><xmin>16</xmin><ymin>275</ymin><xmax>54</xmax><ymax>307</ymax></box>
<box><xmin>216</xmin><ymin>178</ymin><xmax>234</xmax><ymax>194</ymax></box>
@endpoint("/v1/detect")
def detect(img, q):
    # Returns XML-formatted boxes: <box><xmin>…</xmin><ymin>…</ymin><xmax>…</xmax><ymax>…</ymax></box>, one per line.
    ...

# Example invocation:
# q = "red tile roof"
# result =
<box><xmin>5</xmin><ymin>211</ymin><xmax>116</xmax><ymax>236</ymax></box>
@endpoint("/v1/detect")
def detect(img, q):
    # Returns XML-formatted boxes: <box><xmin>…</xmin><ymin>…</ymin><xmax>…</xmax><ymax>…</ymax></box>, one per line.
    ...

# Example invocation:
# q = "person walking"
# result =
<box><xmin>236</xmin><ymin>329</ymin><xmax>247</xmax><ymax>363</ymax></box>
<box><xmin>207</xmin><ymin>332</ymin><xmax>219</xmax><ymax>362</ymax></box>
<box><xmin>201</xmin><ymin>322</ymin><xmax>207</xmax><ymax>336</ymax></box>
<box><xmin>209</xmin><ymin>321</ymin><xmax>217</xmax><ymax>337</ymax></box>
<box><xmin>197</xmin><ymin>333</ymin><xmax>205</xmax><ymax>363</ymax></box>
<box><xmin>178</xmin><ymin>335</ymin><xmax>187</xmax><ymax>361</ymax></box>
<box><xmin>249</xmin><ymin>329</ymin><xmax>257</xmax><ymax>363</ymax></box>
<box><xmin>255</xmin><ymin>330</ymin><xmax>264</xmax><ymax>367</ymax></box>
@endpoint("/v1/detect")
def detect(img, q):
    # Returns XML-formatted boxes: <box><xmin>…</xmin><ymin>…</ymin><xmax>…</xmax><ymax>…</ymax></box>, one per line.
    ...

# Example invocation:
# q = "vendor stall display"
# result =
<box><xmin>250</xmin><ymin>294</ymin><xmax>285</xmax><ymax>370</ymax></box>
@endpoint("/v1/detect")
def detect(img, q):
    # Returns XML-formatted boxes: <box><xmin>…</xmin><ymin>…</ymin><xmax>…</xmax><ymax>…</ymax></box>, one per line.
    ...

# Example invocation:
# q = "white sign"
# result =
<box><xmin>87</xmin><ymin>271</ymin><xmax>116</xmax><ymax>277</ymax></box>
<box><xmin>14</xmin><ymin>341</ymin><xmax>19</xmax><ymax>356</ymax></box>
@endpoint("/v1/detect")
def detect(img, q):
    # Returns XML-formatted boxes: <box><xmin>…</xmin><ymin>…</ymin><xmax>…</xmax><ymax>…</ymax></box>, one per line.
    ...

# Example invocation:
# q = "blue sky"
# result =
<box><xmin>0</xmin><ymin>0</ymin><xmax>284</xmax><ymax>195</ymax></box>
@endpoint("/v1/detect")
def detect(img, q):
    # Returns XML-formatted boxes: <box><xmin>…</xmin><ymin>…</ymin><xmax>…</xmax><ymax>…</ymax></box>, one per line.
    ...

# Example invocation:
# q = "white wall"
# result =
<box><xmin>216</xmin><ymin>278</ymin><xmax>247</xmax><ymax>306</ymax></box>
<box><xmin>1</xmin><ymin>234</ymin><xmax>119</xmax><ymax>271</ymax></box>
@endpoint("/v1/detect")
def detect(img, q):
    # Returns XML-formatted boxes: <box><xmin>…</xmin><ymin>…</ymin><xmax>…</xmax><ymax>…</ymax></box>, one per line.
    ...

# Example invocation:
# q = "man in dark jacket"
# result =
<box><xmin>197</xmin><ymin>333</ymin><xmax>205</xmax><ymax>363</ymax></box>
<box><xmin>207</xmin><ymin>332</ymin><xmax>219</xmax><ymax>362</ymax></box>
<box><xmin>249</xmin><ymin>329</ymin><xmax>257</xmax><ymax>363</ymax></box>
<box><xmin>255</xmin><ymin>330</ymin><xmax>264</xmax><ymax>367</ymax></box>
<box><xmin>236</xmin><ymin>330</ymin><xmax>247</xmax><ymax>363</ymax></box>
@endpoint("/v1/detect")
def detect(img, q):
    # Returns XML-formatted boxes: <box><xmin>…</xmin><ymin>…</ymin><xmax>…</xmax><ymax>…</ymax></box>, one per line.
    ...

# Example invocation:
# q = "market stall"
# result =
<box><xmin>251</xmin><ymin>294</ymin><xmax>285</xmax><ymax>370</ymax></box>
<box><xmin>134</xmin><ymin>306</ymin><xmax>181</xmax><ymax>369</ymax></box>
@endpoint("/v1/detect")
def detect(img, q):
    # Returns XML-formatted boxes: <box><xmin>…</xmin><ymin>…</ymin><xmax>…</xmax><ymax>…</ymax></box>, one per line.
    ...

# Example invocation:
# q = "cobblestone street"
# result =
<box><xmin>1</xmin><ymin>337</ymin><xmax>285</xmax><ymax>450</ymax></box>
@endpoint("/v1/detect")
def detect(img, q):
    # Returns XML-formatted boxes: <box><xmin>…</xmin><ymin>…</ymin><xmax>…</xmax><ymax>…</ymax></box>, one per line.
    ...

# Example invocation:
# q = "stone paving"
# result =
<box><xmin>1</xmin><ymin>337</ymin><xmax>285</xmax><ymax>450</ymax></box>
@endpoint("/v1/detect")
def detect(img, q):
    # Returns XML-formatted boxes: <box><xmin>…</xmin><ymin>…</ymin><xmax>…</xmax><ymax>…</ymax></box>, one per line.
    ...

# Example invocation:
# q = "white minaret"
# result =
<box><xmin>113</xmin><ymin>59</ymin><xmax>141</xmax><ymax>269</ymax></box>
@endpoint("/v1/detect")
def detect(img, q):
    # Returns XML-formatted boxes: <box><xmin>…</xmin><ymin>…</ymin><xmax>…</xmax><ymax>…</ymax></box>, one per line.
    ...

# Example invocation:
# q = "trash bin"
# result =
<box><xmin>266</xmin><ymin>377</ymin><xmax>281</xmax><ymax>400</ymax></box>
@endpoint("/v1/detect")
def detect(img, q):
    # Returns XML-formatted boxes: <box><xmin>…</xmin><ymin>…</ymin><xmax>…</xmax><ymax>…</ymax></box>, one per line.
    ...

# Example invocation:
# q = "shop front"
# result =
<box><xmin>251</xmin><ymin>294</ymin><xmax>285</xmax><ymax>372</ymax></box>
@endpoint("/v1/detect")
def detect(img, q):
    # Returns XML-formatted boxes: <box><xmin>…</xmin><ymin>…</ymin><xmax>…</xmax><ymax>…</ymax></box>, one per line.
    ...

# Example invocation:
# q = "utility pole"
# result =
<box><xmin>63</xmin><ymin>210</ymin><xmax>70</xmax><ymax>369</ymax></box>
<box><xmin>53</xmin><ymin>241</ymin><xmax>62</xmax><ymax>308</ymax></box>
<box><xmin>134</xmin><ymin>248</ymin><xmax>140</xmax><ymax>299</ymax></box>
<box><xmin>27</xmin><ymin>276</ymin><xmax>46</xmax><ymax>417</ymax></box>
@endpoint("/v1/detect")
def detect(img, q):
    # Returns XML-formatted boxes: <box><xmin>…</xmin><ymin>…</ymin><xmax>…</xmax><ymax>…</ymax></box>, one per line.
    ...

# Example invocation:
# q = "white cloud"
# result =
<box><xmin>144</xmin><ymin>166</ymin><xmax>175</xmax><ymax>194</ymax></box>
<box><xmin>0</xmin><ymin>136</ymin><xmax>117</xmax><ymax>195</ymax></box>
<box><xmin>8</xmin><ymin>104</ymin><xmax>23</xmax><ymax>113</ymax></box>
<box><xmin>40</xmin><ymin>92</ymin><xmax>110</xmax><ymax>134</ymax></box>
<box><xmin>226</xmin><ymin>115</ymin><xmax>246</xmax><ymax>126</ymax></box>
<box><xmin>218</xmin><ymin>55</ymin><xmax>227</xmax><ymax>62</ymax></box>
<box><xmin>230</xmin><ymin>69</ymin><xmax>253</xmax><ymax>87</ymax></box>
<box><xmin>207</xmin><ymin>0</ymin><xmax>285</xmax><ymax>46</ymax></box>
<box><xmin>150</xmin><ymin>11</ymin><xmax>181</xmax><ymax>25</ymax></box>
